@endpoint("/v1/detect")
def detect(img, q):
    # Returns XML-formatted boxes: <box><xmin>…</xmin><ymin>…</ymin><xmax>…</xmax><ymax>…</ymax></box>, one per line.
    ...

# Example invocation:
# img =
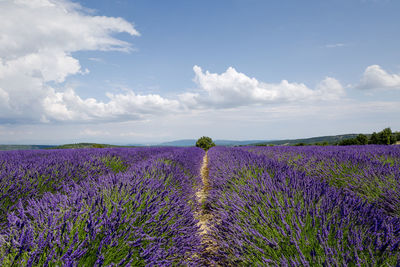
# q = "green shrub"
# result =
<box><xmin>195</xmin><ymin>136</ymin><xmax>216</xmax><ymax>151</ymax></box>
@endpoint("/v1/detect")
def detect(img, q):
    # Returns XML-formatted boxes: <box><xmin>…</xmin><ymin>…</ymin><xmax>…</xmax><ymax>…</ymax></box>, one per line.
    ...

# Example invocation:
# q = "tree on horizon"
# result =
<box><xmin>196</xmin><ymin>136</ymin><xmax>216</xmax><ymax>151</ymax></box>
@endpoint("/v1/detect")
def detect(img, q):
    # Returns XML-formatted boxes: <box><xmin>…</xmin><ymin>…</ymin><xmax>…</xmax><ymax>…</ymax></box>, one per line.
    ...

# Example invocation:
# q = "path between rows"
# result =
<box><xmin>194</xmin><ymin>152</ymin><xmax>219</xmax><ymax>265</ymax></box>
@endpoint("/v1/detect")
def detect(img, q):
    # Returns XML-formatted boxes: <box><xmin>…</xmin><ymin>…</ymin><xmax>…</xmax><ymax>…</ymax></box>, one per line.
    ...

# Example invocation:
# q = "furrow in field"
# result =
<box><xmin>193</xmin><ymin>152</ymin><xmax>220</xmax><ymax>266</ymax></box>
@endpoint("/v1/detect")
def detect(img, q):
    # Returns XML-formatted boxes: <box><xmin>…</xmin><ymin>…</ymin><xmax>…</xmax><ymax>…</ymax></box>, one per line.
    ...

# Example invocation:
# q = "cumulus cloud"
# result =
<box><xmin>42</xmin><ymin>89</ymin><xmax>180</xmax><ymax>122</ymax></box>
<box><xmin>357</xmin><ymin>65</ymin><xmax>400</xmax><ymax>90</ymax></box>
<box><xmin>180</xmin><ymin>66</ymin><xmax>345</xmax><ymax>109</ymax></box>
<box><xmin>0</xmin><ymin>0</ymin><xmax>139</xmax><ymax>58</ymax></box>
<box><xmin>0</xmin><ymin>0</ymin><xmax>181</xmax><ymax>123</ymax></box>
<box><xmin>0</xmin><ymin>0</ymin><xmax>348</xmax><ymax>124</ymax></box>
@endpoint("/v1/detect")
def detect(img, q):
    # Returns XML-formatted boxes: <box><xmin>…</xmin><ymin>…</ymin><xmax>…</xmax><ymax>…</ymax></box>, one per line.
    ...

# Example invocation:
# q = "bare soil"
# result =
<box><xmin>193</xmin><ymin>152</ymin><xmax>221</xmax><ymax>266</ymax></box>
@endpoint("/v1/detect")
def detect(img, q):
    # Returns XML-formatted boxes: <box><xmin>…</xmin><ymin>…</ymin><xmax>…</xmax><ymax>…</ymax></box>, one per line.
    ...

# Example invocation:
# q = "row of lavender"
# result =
<box><xmin>0</xmin><ymin>147</ymin><xmax>204</xmax><ymax>266</ymax></box>
<box><xmin>206</xmin><ymin>146</ymin><xmax>400</xmax><ymax>266</ymax></box>
<box><xmin>245</xmin><ymin>145</ymin><xmax>400</xmax><ymax>217</ymax></box>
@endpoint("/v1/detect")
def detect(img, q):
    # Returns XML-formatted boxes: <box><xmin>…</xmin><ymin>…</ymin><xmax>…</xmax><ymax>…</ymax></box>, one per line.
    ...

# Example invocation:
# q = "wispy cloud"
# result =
<box><xmin>88</xmin><ymin>57</ymin><xmax>104</xmax><ymax>63</ymax></box>
<box><xmin>325</xmin><ymin>43</ymin><xmax>347</xmax><ymax>48</ymax></box>
<box><xmin>80</xmin><ymin>129</ymin><xmax>110</xmax><ymax>136</ymax></box>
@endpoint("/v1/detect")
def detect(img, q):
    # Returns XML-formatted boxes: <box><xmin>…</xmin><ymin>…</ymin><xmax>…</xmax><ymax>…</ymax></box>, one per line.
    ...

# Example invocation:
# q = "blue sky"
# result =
<box><xmin>0</xmin><ymin>0</ymin><xmax>399</xmax><ymax>144</ymax></box>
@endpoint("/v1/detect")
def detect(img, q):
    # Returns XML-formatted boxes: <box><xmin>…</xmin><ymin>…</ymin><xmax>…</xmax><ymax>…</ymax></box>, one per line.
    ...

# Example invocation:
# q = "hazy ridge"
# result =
<box><xmin>0</xmin><ymin>134</ymin><xmax>362</xmax><ymax>150</ymax></box>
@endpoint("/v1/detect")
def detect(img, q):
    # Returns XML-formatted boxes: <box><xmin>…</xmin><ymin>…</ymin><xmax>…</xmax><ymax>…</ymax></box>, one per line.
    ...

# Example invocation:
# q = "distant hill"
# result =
<box><xmin>215</xmin><ymin>140</ymin><xmax>270</xmax><ymax>146</ymax></box>
<box><xmin>158</xmin><ymin>139</ymin><xmax>271</xmax><ymax>147</ymax></box>
<box><xmin>0</xmin><ymin>143</ymin><xmax>125</xmax><ymax>151</ymax></box>
<box><xmin>0</xmin><ymin>134</ymin><xmax>369</xmax><ymax>151</ymax></box>
<box><xmin>52</xmin><ymin>143</ymin><xmax>122</xmax><ymax>149</ymax></box>
<box><xmin>0</xmin><ymin>145</ymin><xmax>55</xmax><ymax>151</ymax></box>
<box><xmin>251</xmin><ymin>134</ymin><xmax>359</xmax><ymax>146</ymax></box>
<box><xmin>158</xmin><ymin>139</ymin><xmax>196</xmax><ymax>147</ymax></box>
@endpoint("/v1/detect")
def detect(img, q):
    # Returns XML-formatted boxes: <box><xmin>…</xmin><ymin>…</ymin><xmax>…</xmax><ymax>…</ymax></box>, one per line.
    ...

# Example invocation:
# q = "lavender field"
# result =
<box><xmin>0</xmin><ymin>145</ymin><xmax>400</xmax><ymax>266</ymax></box>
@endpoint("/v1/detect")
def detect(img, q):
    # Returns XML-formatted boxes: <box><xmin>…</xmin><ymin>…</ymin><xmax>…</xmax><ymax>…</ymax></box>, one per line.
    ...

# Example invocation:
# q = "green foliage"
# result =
<box><xmin>356</xmin><ymin>134</ymin><xmax>368</xmax><ymax>145</ymax></box>
<box><xmin>253</xmin><ymin>134</ymin><xmax>359</xmax><ymax>146</ymax></box>
<box><xmin>369</xmin><ymin>128</ymin><xmax>396</xmax><ymax>145</ymax></box>
<box><xmin>294</xmin><ymin>143</ymin><xmax>306</xmax><ymax>146</ymax></box>
<box><xmin>379</xmin><ymin>128</ymin><xmax>396</xmax><ymax>145</ymax></box>
<box><xmin>195</xmin><ymin>136</ymin><xmax>215</xmax><ymax>151</ymax></box>
<box><xmin>395</xmin><ymin>132</ymin><xmax>400</xmax><ymax>142</ymax></box>
<box><xmin>92</xmin><ymin>144</ymin><xmax>106</xmax><ymax>148</ymax></box>
<box><xmin>314</xmin><ymin>141</ymin><xmax>329</xmax><ymax>146</ymax></box>
<box><xmin>53</xmin><ymin>143</ymin><xmax>119</xmax><ymax>149</ymax></box>
<box><xmin>339</xmin><ymin>128</ymin><xmax>397</xmax><ymax>146</ymax></box>
<box><xmin>293</xmin><ymin>142</ymin><xmax>329</xmax><ymax>146</ymax></box>
<box><xmin>369</xmin><ymin>132</ymin><xmax>379</xmax><ymax>144</ymax></box>
<box><xmin>338</xmin><ymin>138</ymin><xmax>359</xmax><ymax>146</ymax></box>
<box><xmin>338</xmin><ymin>134</ymin><xmax>368</xmax><ymax>145</ymax></box>
<box><xmin>101</xmin><ymin>156</ymin><xmax>127</xmax><ymax>173</ymax></box>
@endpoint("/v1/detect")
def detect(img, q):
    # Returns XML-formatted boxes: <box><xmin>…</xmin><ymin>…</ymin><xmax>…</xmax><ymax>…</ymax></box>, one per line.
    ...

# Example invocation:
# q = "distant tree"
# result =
<box><xmin>368</xmin><ymin>128</ymin><xmax>396</xmax><ymax>145</ymax></box>
<box><xmin>92</xmin><ymin>144</ymin><xmax>105</xmax><ymax>148</ymax></box>
<box><xmin>369</xmin><ymin>132</ymin><xmax>379</xmax><ymax>144</ymax></box>
<box><xmin>391</xmin><ymin>133</ymin><xmax>397</xmax><ymax>144</ymax></box>
<box><xmin>339</xmin><ymin>138</ymin><xmax>358</xmax><ymax>146</ymax></box>
<box><xmin>339</xmin><ymin>138</ymin><xmax>357</xmax><ymax>146</ymax></box>
<box><xmin>356</xmin><ymin>134</ymin><xmax>368</xmax><ymax>145</ymax></box>
<box><xmin>314</xmin><ymin>142</ymin><xmax>329</xmax><ymax>146</ymax></box>
<box><xmin>395</xmin><ymin>132</ymin><xmax>400</xmax><ymax>142</ymax></box>
<box><xmin>294</xmin><ymin>142</ymin><xmax>306</xmax><ymax>146</ymax></box>
<box><xmin>196</xmin><ymin>136</ymin><xmax>216</xmax><ymax>151</ymax></box>
<box><xmin>377</xmin><ymin>128</ymin><xmax>396</xmax><ymax>145</ymax></box>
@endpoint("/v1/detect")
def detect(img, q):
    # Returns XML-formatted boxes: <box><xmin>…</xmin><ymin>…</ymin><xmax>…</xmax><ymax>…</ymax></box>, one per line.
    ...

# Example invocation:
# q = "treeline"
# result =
<box><xmin>290</xmin><ymin>128</ymin><xmax>399</xmax><ymax>146</ymax></box>
<box><xmin>50</xmin><ymin>143</ymin><xmax>121</xmax><ymax>149</ymax></box>
<box><xmin>338</xmin><ymin>128</ymin><xmax>399</xmax><ymax>146</ymax></box>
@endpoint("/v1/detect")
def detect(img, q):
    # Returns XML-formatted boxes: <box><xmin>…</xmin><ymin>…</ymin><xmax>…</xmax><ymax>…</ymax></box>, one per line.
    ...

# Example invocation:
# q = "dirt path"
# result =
<box><xmin>194</xmin><ymin>152</ymin><xmax>219</xmax><ymax>265</ymax></box>
<box><xmin>195</xmin><ymin>152</ymin><xmax>211</xmax><ymax>234</ymax></box>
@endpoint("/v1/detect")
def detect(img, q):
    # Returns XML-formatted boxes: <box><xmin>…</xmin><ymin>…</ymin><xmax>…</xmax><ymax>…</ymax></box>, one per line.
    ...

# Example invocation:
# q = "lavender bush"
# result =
<box><xmin>1</xmin><ymin>145</ymin><xmax>399</xmax><ymax>265</ymax></box>
<box><xmin>244</xmin><ymin>145</ymin><xmax>400</xmax><ymax>216</ymax></box>
<box><xmin>0</xmin><ymin>147</ymin><xmax>204</xmax><ymax>266</ymax></box>
<box><xmin>207</xmin><ymin>146</ymin><xmax>400</xmax><ymax>266</ymax></box>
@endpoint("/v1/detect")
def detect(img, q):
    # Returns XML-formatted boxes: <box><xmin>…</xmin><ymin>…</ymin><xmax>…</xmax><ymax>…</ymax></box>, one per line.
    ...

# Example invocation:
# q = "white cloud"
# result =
<box><xmin>357</xmin><ymin>65</ymin><xmax>400</xmax><ymax>90</ymax></box>
<box><xmin>0</xmin><ymin>0</ymin><xmax>353</xmax><ymax>124</ymax></box>
<box><xmin>0</xmin><ymin>0</ymin><xmax>139</xmax><ymax>58</ymax></box>
<box><xmin>314</xmin><ymin>77</ymin><xmax>345</xmax><ymax>100</ymax></box>
<box><xmin>80</xmin><ymin>129</ymin><xmax>110</xmax><ymax>136</ymax></box>
<box><xmin>0</xmin><ymin>0</ymin><xmax>182</xmax><ymax>124</ymax></box>
<box><xmin>0</xmin><ymin>87</ymin><xmax>10</xmax><ymax>107</ymax></box>
<box><xmin>180</xmin><ymin>66</ymin><xmax>345</xmax><ymax>109</ymax></box>
<box><xmin>42</xmin><ymin>88</ymin><xmax>180</xmax><ymax>122</ymax></box>
<box><xmin>1</xmin><ymin>98</ymin><xmax>399</xmax><ymax>144</ymax></box>
<box><xmin>325</xmin><ymin>43</ymin><xmax>346</xmax><ymax>48</ymax></box>
<box><xmin>88</xmin><ymin>57</ymin><xmax>104</xmax><ymax>62</ymax></box>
